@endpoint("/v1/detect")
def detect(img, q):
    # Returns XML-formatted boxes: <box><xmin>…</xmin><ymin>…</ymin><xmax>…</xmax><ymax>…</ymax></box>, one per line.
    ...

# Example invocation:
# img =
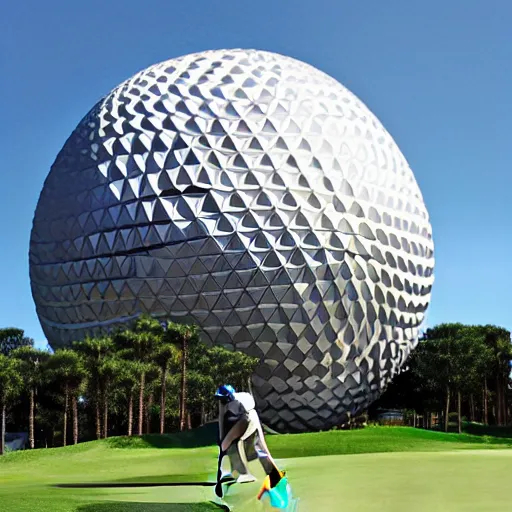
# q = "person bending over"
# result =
<box><xmin>215</xmin><ymin>384</ymin><xmax>283</xmax><ymax>487</ymax></box>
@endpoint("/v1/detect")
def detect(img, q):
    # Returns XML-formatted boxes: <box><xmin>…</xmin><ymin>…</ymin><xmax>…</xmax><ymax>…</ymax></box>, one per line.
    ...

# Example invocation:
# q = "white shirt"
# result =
<box><xmin>233</xmin><ymin>391</ymin><xmax>256</xmax><ymax>412</ymax></box>
<box><xmin>218</xmin><ymin>391</ymin><xmax>257</xmax><ymax>441</ymax></box>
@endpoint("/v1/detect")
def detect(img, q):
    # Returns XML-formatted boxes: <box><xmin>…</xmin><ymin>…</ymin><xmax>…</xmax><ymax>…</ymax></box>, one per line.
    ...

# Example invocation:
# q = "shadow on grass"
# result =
<box><xmin>55</xmin><ymin>481</ymin><xmax>214</xmax><ymax>488</ymax></box>
<box><xmin>106</xmin><ymin>423</ymin><xmax>218</xmax><ymax>449</ymax></box>
<box><xmin>77</xmin><ymin>502</ymin><xmax>226</xmax><ymax>511</ymax></box>
<box><xmin>54</xmin><ymin>473</ymin><xmax>216</xmax><ymax>488</ymax></box>
<box><xmin>110</xmin><ymin>473</ymin><xmax>213</xmax><ymax>485</ymax></box>
<box><xmin>463</xmin><ymin>422</ymin><xmax>512</xmax><ymax>439</ymax></box>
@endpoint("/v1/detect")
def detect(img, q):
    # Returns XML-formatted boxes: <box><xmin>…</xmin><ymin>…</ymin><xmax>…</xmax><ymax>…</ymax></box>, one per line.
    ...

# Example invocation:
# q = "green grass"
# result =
<box><xmin>2</xmin><ymin>427</ymin><xmax>512</xmax><ymax>511</ymax></box>
<box><xmin>285</xmin><ymin>449</ymin><xmax>512</xmax><ymax>511</ymax></box>
<box><xmin>266</xmin><ymin>426</ymin><xmax>512</xmax><ymax>458</ymax></box>
<box><xmin>0</xmin><ymin>441</ymin><xmax>219</xmax><ymax>512</ymax></box>
<box><xmin>103</xmin><ymin>423</ymin><xmax>219</xmax><ymax>450</ymax></box>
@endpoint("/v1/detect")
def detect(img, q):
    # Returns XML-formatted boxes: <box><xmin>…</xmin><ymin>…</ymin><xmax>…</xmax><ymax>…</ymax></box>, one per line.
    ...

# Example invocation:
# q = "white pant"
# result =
<box><xmin>225</xmin><ymin>410</ymin><xmax>275</xmax><ymax>476</ymax></box>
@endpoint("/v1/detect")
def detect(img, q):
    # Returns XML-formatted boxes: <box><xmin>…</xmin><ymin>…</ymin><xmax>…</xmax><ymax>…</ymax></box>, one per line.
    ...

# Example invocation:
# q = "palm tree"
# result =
<box><xmin>10</xmin><ymin>347</ymin><xmax>49</xmax><ymax>449</ymax></box>
<box><xmin>98</xmin><ymin>354</ymin><xmax>124</xmax><ymax>438</ymax></box>
<box><xmin>154</xmin><ymin>333</ymin><xmax>180</xmax><ymax>434</ymax></box>
<box><xmin>116</xmin><ymin>360</ymin><xmax>141</xmax><ymax>436</ymax></box>
<box><xmin>73</xmin><ymin>337</ymin><xmax>114</xmax><ymax>439</ymax></box>
<box><xmin>143</xmin><ymin>368</ymin><xmax>159</xmax><ymax>434</ymax></box>
<box><xmin>182</xmin><ymin>326</ymin><xmax>201</xmax><ymax>431</ymax></box>
<box><xmin>165</xmin><ymin>323</ymin><xmax>200</xmax><ymax>431</ymax></box>
<box><xmin>72</xmin><ymin>378</ymin><xmax>89</xmax><ymax>445</ymax></box>
<box><xmin>483</xmin><ymin>326</ymin><xmax>512</xmax><ymax>426</ymax></box>
<box><xmin>0</xmin><ymin>354</ymin><xmax>23</xmax><ymax>455</ymax></box>
<box><xmin>0</xmin><ymin>328</ymin><xmax>33</xmax><ymax>356</ymax></box>
<box><xmin>114</xmin><ymin>315</ymin><xmax>163</xmax><ymax>435</ymax></box>
<box><xmin>45</xmin><ymin>350</ymin><xmax>86</xmax><ymax>446</ymax></box>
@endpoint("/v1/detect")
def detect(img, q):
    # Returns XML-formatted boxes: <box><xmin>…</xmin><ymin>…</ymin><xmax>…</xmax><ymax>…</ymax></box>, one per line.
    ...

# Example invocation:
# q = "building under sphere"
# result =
<box><xmin>30</xmin><ymin>49</ymin><xmax>434</xmax><ymax>432</ymax></box>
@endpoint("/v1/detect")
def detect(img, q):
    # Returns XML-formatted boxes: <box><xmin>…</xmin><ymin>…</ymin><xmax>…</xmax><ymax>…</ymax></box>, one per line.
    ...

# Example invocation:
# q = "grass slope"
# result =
<box><xmin>266</xmin><ymin>426</ymin><xmax>512</xmax><ymax>458</ymax></box>
<box><xmin>1</xmin><ymin>427</ymin><xmax>512</xmax><ymax>512</ymax></box>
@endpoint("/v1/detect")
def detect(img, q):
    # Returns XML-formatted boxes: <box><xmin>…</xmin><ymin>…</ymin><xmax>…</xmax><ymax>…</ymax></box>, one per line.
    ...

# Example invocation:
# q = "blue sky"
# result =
<box><xmin>2</xmin><ymin>0</ymin><xmax>511</xmax><ymax>349</ymax></box>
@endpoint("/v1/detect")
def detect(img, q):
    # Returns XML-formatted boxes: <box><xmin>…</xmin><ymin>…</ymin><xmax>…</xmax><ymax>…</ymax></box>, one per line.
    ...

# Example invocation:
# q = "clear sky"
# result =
<box><xmin>1</xmin><ymin>0</ymin><xmax>511</xmax><ymax>349</ymax></box>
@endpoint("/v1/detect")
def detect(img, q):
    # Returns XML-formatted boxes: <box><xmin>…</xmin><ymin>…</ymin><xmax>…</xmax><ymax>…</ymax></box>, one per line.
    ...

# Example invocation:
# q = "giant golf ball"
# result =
<box><xmin>30</xmin><ymin>49</ymin><xmax>434</xmax><ymax>432</ymax></box>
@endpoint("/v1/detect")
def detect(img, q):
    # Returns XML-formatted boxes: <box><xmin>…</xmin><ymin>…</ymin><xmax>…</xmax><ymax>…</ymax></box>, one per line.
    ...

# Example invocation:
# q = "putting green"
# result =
<box><xmin>285</xmin><ymin>450</ymin><xmax>512</xmax><ymax>511</ymax></box>
<box><xmin>218</xmin><ymin>449</ymin><xmax>512</xmax><ymax>511</ymax></box>
<box><xmin>2</xmin><ymin>428</ymin><xmax>512</xmax><ymax>511</ymax></box>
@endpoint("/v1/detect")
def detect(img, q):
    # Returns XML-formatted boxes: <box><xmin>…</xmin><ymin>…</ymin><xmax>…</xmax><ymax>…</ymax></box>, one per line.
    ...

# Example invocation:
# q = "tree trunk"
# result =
<box><xmin>29</xmin><ymin>387</ymin><xmax>35</xmax><ymax>449</ymax></box>
<box><xmin>160</xmin><ymin>365</ymin><xmax>167</xmax><ymax>434</ymax></box>
<box><xmin>138</xmin><ymin>372</ymin><xmax>145</xmax><ymax>436</ymax></box>
<box><xmin>179</xmin><ymin>336</ymin><xmax>188</xmax><ymax>431</ymax></box>
<box><xmin>95</xmin><ymin>398</ymin><xmax>101</xmax><ymax>440</ymax></box>
<box><xmin>499</xmin><ymin>372</ymin><xmax>504</xmax><ymax>425</ymax></box>
<box><xmin>482</xmin><ymin>386</ymin><xmax>485</xmax><ymax>423</ymax></box>
<box><xmin>1</xmin><ymin>403</ymin><xmax>5</xmax><ymax>456</ymax></box>
<box><xmin>103</xmin><ymin>396</ymin><xmax>108</xmax><ymax>439</ymax></box>
<box><xmin>413</xmin><ymin>411</ymin><xmax>416</xmax><ymax>428</ymax></box>
<box><xmin>103</xmin><ymin>382</ymin><xmax>108</xmax><ymax>439</ymax></box>
<box><xmin>496</xmin><ymin>374</ymin><xmax>502</xmax><ymax>426</ymax></box>
<box><xmin>146</xmin><ymin>393</ymin><xmax>153</xmax><ymax>434</ymax></box>
<box><xmin>444</xmin><ymin>386</ymin><xmax>450</xmax><ymax>433</ymax></box>
<box><xmin>128</xmin><ymin>392</ymin><xmax>133</xmax><ymax>436</ymax></box>
<box><xmin>457</xmin><ymin>391</ymin><xmax>462</xmax><ymax>434</ymax></box>
<box><xmin>63</xmin><ymin>383</ymin><xmax>69</xmax><ymax>447</ymax></box>
<box><xmin>201</xmin><ymin>402</ymin><xmax>206</xmax><ymax>426</ymax></box>
<box><xmin>502</xmin><ymin>372</ymin><xmax>508</xmax><ymax>426</ymax></box>
<box><xmin>73</xmin><ymin>395</ymin><xmax>78</xmax><ymax>445</ymax></box>
<box><xmin>483</xmin><ymin>378</ymin><xmax>488</xmax><ymax>424</ymax></box>
<box><xmin>187</xmin><ymin>411</ymin><xmax>192</xmax><ymax>430</ymax></box>
<box><xmin>470</xmin><ymin>394</ymin><xmax>475</xmax><ymax>422</ymax></box>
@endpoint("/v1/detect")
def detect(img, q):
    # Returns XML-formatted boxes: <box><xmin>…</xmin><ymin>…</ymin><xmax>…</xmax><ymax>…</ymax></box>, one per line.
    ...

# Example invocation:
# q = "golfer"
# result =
<box><xmin>215</xmin><ymin>384</ymin><xmax>283</xmax><ymax>487</ymax></box>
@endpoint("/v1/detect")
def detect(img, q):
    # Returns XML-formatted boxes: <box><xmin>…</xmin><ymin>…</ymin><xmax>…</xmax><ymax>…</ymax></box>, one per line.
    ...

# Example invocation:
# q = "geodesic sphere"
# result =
<box><xmin>30</xmin><ymin>49</ymin><xmax>434</xmax><ymax>432</ymax></box>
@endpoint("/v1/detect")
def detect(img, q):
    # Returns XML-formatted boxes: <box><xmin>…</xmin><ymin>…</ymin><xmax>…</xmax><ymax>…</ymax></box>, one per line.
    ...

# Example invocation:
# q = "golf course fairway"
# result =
<box><xmin>1</xmin><ymin>427</ymin><xmax>512</xmax><ymax>511</ymax></box>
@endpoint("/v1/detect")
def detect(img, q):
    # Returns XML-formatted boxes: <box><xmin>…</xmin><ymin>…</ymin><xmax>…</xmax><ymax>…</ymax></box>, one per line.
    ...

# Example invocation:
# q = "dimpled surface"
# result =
<box><xmin>30</xmin><ymin>49</ymin><xmax>434</xmax><ymax>432</ymax></box>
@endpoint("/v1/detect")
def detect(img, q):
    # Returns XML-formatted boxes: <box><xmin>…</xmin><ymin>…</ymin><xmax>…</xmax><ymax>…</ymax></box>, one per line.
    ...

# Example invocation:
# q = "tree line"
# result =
<box><xmin>3</xmin><ymin>319</ymin><xmax>511</xmax><ymax>453</ymax></box>
<box><xmin>373</xmin><ymin>323</ymin><xmax>512</xmax><ymax>433</ymax></box>
<box><xmin>0</xmin><ymin>316</ymin><xmax>258</xmax><ymax>455</ymax></box>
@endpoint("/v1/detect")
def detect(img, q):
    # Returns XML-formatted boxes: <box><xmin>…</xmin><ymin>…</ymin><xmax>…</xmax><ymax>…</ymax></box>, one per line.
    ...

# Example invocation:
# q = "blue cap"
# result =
<box><xmin>215</xmin><ymin>384</ymin><xmax>235</xmax><ymax>400</ymax></box>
